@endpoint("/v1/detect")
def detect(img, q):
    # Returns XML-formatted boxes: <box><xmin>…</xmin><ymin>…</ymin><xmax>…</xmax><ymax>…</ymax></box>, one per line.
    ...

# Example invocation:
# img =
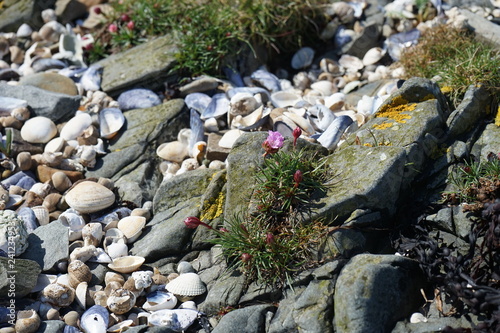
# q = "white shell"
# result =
<box><xmin>165</xmin><ymin>272</ymin><xmax>206</xmax><ymax>299</ymax></box>
<box><xmin>75</xmin><ymin>281</ymin><xmax>89</xmax><ymax>309</ymax></box>
<box><xmin>324</xmin><ymin>92</ymin><xmax>346</xmax><ymax>111</ymax></box>
<box><xmin>270</xmin><ymin>91</ymin><xmax>303</xmax><ymax>108</ymax></box>
<box><xmin>363</xmin><ymin>47</ymin><xmax>386</xmax><ymax>66</ymax></box>
<box><xmin>108</xmin><ymin>256</ymin><xmax>145</xmax><ymax>274</ymax></box>
<box><xmin>410</xmin><ymin>312</ymin><xmax>428</xmax><ymax>323</ymax></box>
<box><xmin>81</xmin><ymin>305</ymin><xmax>109</xmax><ymax>333</ymax></box>
<box><xmin>65</xmin><ymin>181</ymin><xmax>116</xmax><ymax>214</ymax></box>
<box><xmin>82</xmin><ymin>222</ymin><xmax>103</xmax><ymax>247</ymax></box>
<box><xmin>310</xmin><ymin>80</ymin><xmax>334</xmax><ymax>96</ymax></box>
<box><xmin>148</xmin><ymin>309</ymin><xmax>200</xmax><ymax>330</ymax></box>
<box><xmin>117</xmin><ymin>216</ymin><xmax>146</xmax><ymax>244</ymax></box>
<box><xmin>338</xmin><ymin>54</ymin><xmax>364</xmax><ymax>73</ymax></box>
<box><xmin>60</xmin><ymin>208</ymin><xmax>86</xmax><ymax>241</ymax></box>
<box><xmin>143</xmin><ymin>291</ymin><xmax>178</xmax><ymax>311</ymax></box>
<box><xmin>41</xmin><ymin>283</ymin><xmax>76</xmax><ymax>307</ymax></box>
<box><xmin>31</xmin><ymin>205</ymin><xmax>50</xmax><ymax>226</ymax></box>
<box><xmin>156</xmin><ymin>141</ymin><xmax>189</xmax><ymax>164</ymax></box>
<box><xmin>99</xmin><ymin>108</ymin><xmax>125</xmax><ymax>139</ymax></box>
<box><xmin>107</xmin><ymin>288</ymin><xmax>136</xmax><ymax>315</ymax></box>
<box><xmin>60</xmin><ymin>112</ymin><xmax>93</xmax><ymax>141</ymax></box>
<box><xmin>106</xmin><ymin>242</ymin><xmax>128</xmax><ymax>259</ymax></box>
<box><xmin>20</xmin><ymin>116</ymin><xmax>57</xmax><ymax>144</ymax></box>
<box><xmin>218</xmin><ymin>129</ymin><xmax>244</xmax><ymax>149</ymax></box>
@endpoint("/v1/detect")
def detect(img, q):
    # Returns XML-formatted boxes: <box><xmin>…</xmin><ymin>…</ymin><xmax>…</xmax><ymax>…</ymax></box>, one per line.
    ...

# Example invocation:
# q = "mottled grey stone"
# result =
<box><xmin>425</xmin><ymin>207</ymin><xmax>454</xmax><ymax>234</ymax></box>
<box><xmin>0</xmin><ymin>257</ymin><xmax>41</xmax><ymax>298</ymax></box>
<box><xmin>0</xmin><ymin>0</ymin><xmax>56</xmax><ymax>32</ymax></box>
<box><xmin>342</xmin><ymin>23</ymin><xmax>381</xmax><ymax>59</ymax></box>
<box><xmin>212</xmin><ymin>304</ymin><xmax>276</xmax><ymax>333</ymax></box>
<box><xmin>294</xmin><ymin>279</ymin><xmax>335</xmax><ymax>333</ymax></box>
<box><xmin>334</xmin><ymin>254</ymin><xmax>426</xmax><ymax>333</ymax></box>
<box><xmin>452</xmin><ymin>205</ymin><xmax>475</xmax><ymax>239</ymax></box>
<box><xmin>198</xmin><ymin>269</ymin><xmax>247</xmax><ymax>316</ymax></box>
<box><xmin>458</xmin><ymin>8</ymin><xmax>500</xmax><ymax>50</ymax></box>
<box><xmin>96</xmin><ymin>35</ymin><xmax>179</xmax><ymax>97</ymax></box>
<box><xmin>35</xmin><ymin>320</ymin><xmax>65</xmax><ymax>333</ymax></box>
<box><xmin>472</xmin><ymin>123</ymin><xmax>500</xmax><ymax>162</ymax></box>
<box><xmin>268</xmin><ymin>287</ymin><xmax>306</xmax><ymax>333</ymax></box>
<box><xmin>0</xmin><ymin>82</ymin><xmax>80</xmax><ymax>123</ymax></box>
<box><xmin>19</xmin><ymin>220</ymin><xmax>68</xmax><ymax>272</ymax></box>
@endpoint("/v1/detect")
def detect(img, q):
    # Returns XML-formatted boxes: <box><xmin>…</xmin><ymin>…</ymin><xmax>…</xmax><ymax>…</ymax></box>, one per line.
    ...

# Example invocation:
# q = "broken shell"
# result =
<box><xmin>107</xmin><ymin>288</ymin><xmax>136</xmax><ymax>315</ymax></box>
<box><xmin>80</xmin><ymin>305</ymin><xmax>109</xmax><ymax>333</ymax></box>
<box><xmin>93</xmin><ymin>290</ymin><xmax>108</xmax><ymax>308</ymax></box>
<box><xmin>68</xmin><ymin>260</ymin><xmax>92</xmax><ymax>288</ymax></box>
<box><xmin>75</xmin><ymin>281</ymin><xmax>91</xmax><ymax>309</ymax></box>
<box><xmin>105</xmin><ymin>272</ymin><xmax>126</xmax><ymax>286</ymax></box>
<box><xmin>106</xmin><ymin>242</ymin><xmax>128</xmax><ymax>259</ymax></box>
<box><xmin>117</xmin><ymin>216</ymin><xmax>146</xmax><ymax>244</ymax></box>
<box><xmin>107</xmin><ymin>319</ymin><xmax>134</xmax><ymax>332</ymax></box>
<box><xmin>82</xmin><ymin>222</ymin><xmax>103</xmax><ymax>247</ymax></box>
<box><xmin>143</xmin><ymin>291</ymin><xmax>178</xmax><ymax>311</ymax></box>
<box><xmin>60</xmin><ymin>112</ymin><xmax>93</xmax><ymax>141</ymax></box>
<box><xmin>148</xmin><ymin>309</ymin><xmax>200</xmax><ymax>331</ymax></box>
<box><xmin>65</xmin><ymin>181</ymin><xmax>115</xmax><ymax>214</ymax></box>
<box><xmin>15</xmin><ymin>309</ymin><xmax>41</xmax><ymax>333</ymax></box>
<box><xmin>165</xmin><ymin>272</ymin><xmax>206</xmax><ymax>302</ymax></box>
<box><xmin>338</xmin><ymin>54</ymin><xmax>364</xmax><ymax>73</ymax></box>
<box><xmin>20</xmin><ymin>116</ymin><xmax>57</xmax><ymax>144</ymax></box>
<box><xmin>270</xmin><ymin>91</ymin><xmax>303</xmax><ymax>108</ymax></box>
<box><xmin>131</xmin><ymin>270</ymin><xmax>154</xmax><ymax>289</ymax></box>
<box><xmin>60</xmin><ymin>208</ymin><xmax>86</xmax><ymax>241</ymax></box>
<box><xmin>108</xmin><ymin>256</ymin><xmax>145</xmax><ymax>274</ymax></box>
<box><xmin>99</xmin><ymin>107</ymin><xmax>125</xmax><ymax>139</ymax></box>
<box><xmin>41</xmin><ymin>283</ymin><xmax>75</xmax><ymax>307</ymax></box>
<box><xmin>324</xmin><ymin>92</ymin><xmax>346</xmax><ymax>111</ymax></box>
<box><xmin>69</xmin><ymin>245</ymin><xmax>97</xmax><ymax>263</ymax></box>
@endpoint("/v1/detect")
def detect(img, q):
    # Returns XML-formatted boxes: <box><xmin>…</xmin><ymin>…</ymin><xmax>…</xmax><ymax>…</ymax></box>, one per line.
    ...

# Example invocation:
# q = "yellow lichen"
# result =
<box><xmin>421</xmin><ymin>94</ymin><xmax>436</xmax><ymax>102</ymax></box>
<box><xmin>495</xmin><ymin>106</ymin><xmax>500</xmax><ymax>127</ymax></box>
<box><xmin>375</xmin><ymin>97</ymin><xmax>416</xmax><ymax>126</ymax></box>
<box><xmin>363</xmin><ymin>143</ymin><xmax>373</xmax><ymax>147</ymax></box>
<box><xmin>373</xmin><ymin>122</ymin><xmax>393</xmax><ymax>130</ymax></box>
<box><xmin>200</xmin><ymin>191</ymin><xmax>225</xmax><ymax>221</ymax></box>
<box><xmin>440</xmin><ymin>86</ymin><xmax>453</xmax><ymax>94</ymax></box>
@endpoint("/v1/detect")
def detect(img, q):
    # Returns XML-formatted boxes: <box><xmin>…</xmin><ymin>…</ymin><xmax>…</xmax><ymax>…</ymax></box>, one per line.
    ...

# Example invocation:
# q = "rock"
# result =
<box><xmin>458</xmin><ymin>8</ymin><xmax>500</xmax><ymax>51</ymax></box>
<box><xmin>0</xmin><ymin>82</ymin><xmax>80</xmax><ymax>123</ymax></box>
<box><xmin>0</xmin><ymin>0</ymin><xmax>56</xmax><ymax>32</ymax></box>
<box><xmin>342</xmin><ymin>24</ymin><xmax>382</xmax><ymax>59</ymax></box>
<box><xmin>34</xmin><ymin>320</ymin><xmax>66</xmax><ymax>332</ymax></box>
<box><xmin>206</xmin><ymin>132</ymin><xmax>231</xmax><ymax>162</ymax></box>
<box><xmin>198</xmin><ymin>269</ymin><xmax>247</xmax><ymax>316</ymax></box>
<box><xmin>452</xmin><ymin>205</ymin><xmax>475</xmax><ymax>239</ymax></box>
<box><xmin>55</xmin><ymin>0</ymin><xmax>88</xmax><ymax>24</ymax></box>
<box><xmin>334</xmin><ymin>254</ymin><xmax>426</xmax><ymax>333</ymax></box>
<box><xmin>20</xmin><ymin>220</ymin><xmax>69</xmax><ymax>271</ymax></box>
<box><xmin>0</xmin><ymin>257</ymin><xmax>41</xmax><ymax>298</ymax></box>
<box><xmin>19</xmin><ymin>73</ymin><xmax>79</xmax><ymax>96</ymax></box>
<box><xmin>472</xmin><ymin>123</ymin><xmax>500</xmax><ymax>162</ymax></box>
<box><xmin>96</xmin><ymin>35</ymin><xmax>179</xmax><ymax>97</ymax></box>
<box><xmin>212</xmin><ymin>304</ymin><xmax>276</xmax><ymax>333</ymax></box>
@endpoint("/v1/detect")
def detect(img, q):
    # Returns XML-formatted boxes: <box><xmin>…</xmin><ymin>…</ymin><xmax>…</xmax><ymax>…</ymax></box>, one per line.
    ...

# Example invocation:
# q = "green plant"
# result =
<box><xmin>398</xmin><ymin>25</ymin><xmax>500</xmax><ymax>107</ymax></box>
<box><xmin>184</xmin><ymin>129</ymin><xmax>332</xmax><ymax>287</ymax></box>
<box><xmin>0</xmin><ymin>128</ymin><xmax>12</xmax><ymax>157</ymax></box>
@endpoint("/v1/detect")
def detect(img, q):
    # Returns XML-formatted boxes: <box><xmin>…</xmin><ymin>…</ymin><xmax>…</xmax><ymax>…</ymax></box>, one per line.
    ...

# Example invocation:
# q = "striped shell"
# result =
<box><xmin>165</xmin><ymin>273</ymin><xmax>206</xmax><ymax>301</ymax></box>
<box><xmin>65</xmin><ymin>181</ymin><xmax>115</xmax><ymax>214</ymax></box>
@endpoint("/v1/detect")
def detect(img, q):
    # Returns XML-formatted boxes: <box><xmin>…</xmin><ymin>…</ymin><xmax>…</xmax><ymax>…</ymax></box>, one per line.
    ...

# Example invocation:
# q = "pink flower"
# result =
<box><xmin>262</xmin><ymin>131</ymin><xmax>284</xmax><ymax>156</ymax></box>
<box><xmin>293</xmin><ymin>127</ymin><xmax>302</xmax><ymax>147</ymax></box>
<box><xmin>108</xmin><ymin>23</ymin><xmax>118</xmax><ymax>33</ymax></box>
<box><xmin>120</xmin><ymin>14</ymin><xmax>131</xmax><ymax>22</ymax></box>
<box><xmin>93</xmin><ymin>6</ymin><xmax>102</xmax><ymax>15</ymax></box>
<box><xmin>126</xmin><ymin>21</ymin><xmax>135</xmax><ymax>30</ymax></box>
<box><xmin>293</xmin><ymin>170</ymin><xmax>303</xmax><ymax>188</ymax></box>
<box><xmin>183</xmin><ymin>216</ymin><xmax>212</xmax><ymax>229</ymax></box>
<box><xmin>265</xmin><ymin>233</ymin><xmax>274</xmax><ymax>244</ymax></box>
<box><xmin>241</xmin><ymin>253</ymin><xmax>252</xmax><ymax>263</ymax></box>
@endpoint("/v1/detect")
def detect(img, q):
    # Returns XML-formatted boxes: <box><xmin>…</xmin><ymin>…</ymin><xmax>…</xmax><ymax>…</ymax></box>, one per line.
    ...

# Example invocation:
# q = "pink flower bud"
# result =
<box><xmin>294</xmin><ymin>170</ymin><xmax>303</xmax><ymax>188</ymax></box>
<box><xmin>219</xmin><ymin>227</ymin><xmax>229</xmax><ymax>233</ymax></box>
<box><xmin>265</xmin><ymin>233</ymin><xmax>274</xmax><ymax>244</ymax></box>
<box><xmin>184</xmin><ymin>216</ymin><xmax>202</xmax><ymax>229</ymax></box>
<box><xmin>93</xmin><ymin>6</ymin><xmax>102</xmax><ymax>15</ymax></box>
<box><xmin>293</xmin><ymin>127</ymin><xmax>302</xmax><ymax>146</ymax></box>
<box><xmin>108</xmin><ymin>23</ymin><xmax>118</xmax><ymax>33</ymax></box>
<box><xmin>241</xmin><ymin>253</ymin><xmax>252</xmax><ymax>263</ymax></box>
<box><xmin>120</xmin><ymin>14</ymin><xmax>131</xmax><ymax>22</ymax></box>
<box><xmin>126</xmin><ymin>21</ymin><xmax>135</xmax><ymax>30</ymax></box>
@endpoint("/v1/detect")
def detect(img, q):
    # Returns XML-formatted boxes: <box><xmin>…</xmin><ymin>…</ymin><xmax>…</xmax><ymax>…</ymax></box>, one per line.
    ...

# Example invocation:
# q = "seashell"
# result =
<box><xmin>17</xmin><ymin>207</ymin><xmax>38</xmax><ymax>233</ymax></box>
<box><xmin>60</xmin><ymin>208</ymin><xmax>86</xmax><ymax>241</ymax></box>
<box><xmin>52</xmin><ymin>171</ymin><xmax>73</xmax><ymax>192</ymax></box>
<box><xmin>16</xmin><ymin>152</ymin><xmax>32</xmax><ymax>171</ymax></box>
<box><xmin>191</xmin><ymin>141</ymin><xmax>206</xmax><ymax>163</ymax></box>
<box><xmin>342</xmin><ymin>80</ymin><xmax>361</xmax><ymax>94</ymax></box>
<box><xmin>80</xmin><ymin>65</ymin><xmax>103</xmax><ymax>92</ymax></box>
<box><xmin>176</xmin><ymin>158</ymin><xmax>200</xmax><ymax>175</ymax></box>
<box><xmin>75</xmin><ymin>281</ymin><xmax>90</xmax><ymax>309</ymax></box>
<box><xmin>31</xmin><ymin>57</ymin><xmax>67</xmax><ymax>73</ymax></box>
<box><xmin>291</xmin><ymin>47</ymin><xmax>315</xmax><ymax>70</ymax></box>
<box><xmin>29</xmin><ymin>183</ymin><xmax>51</xmax><ymax>198</ymax></box>
<box><xmin>308</xmin><ymin>104</ymin><xmax>337</xmax><ymax>132</ymax></box>
<box><xmin>39</xmin><ymin>20</ymin><xmax>65</xmax><ymax>42</ymax></box>
<box><xmin>65</xmin><ymin>181</ymin><xmax>116</xmax><ymax>214</ymax></box>
<box><xmin>324</xmin><ymin>92</ymin><xmax>346</xmax><ymax>111</ymax></box>
<box><xmin>80</xmin><ymin>305</ymin><xmax>109</xmax><ymax>333</ymax></box>
<box><xmin>92</xmin><ymin>290</ymin><xmax>108</xmax><ymax>308</ymax></box>
<box><xmin>117</xmin><ymin>88</ymin><xmax>162</xmax><ymax>111</ymax></box>
<box><xmin>17</xmin><ymin>23</ymin><xmax>33</xmax><ymax>38</ymax></box>
<box><xmin>310</xmin><ymin>80</ymin><xmax>334</xmax><ymax>96</ymax></box>
<box><xmin>362</xmin><ymin>47</ymin><xmax>386</xmax><ymax>66</ymax></box>
<box><xmin>82</xmin><ymin>222</ymin><xmax>103</xmax><ymax>247</ymax></box>
<box><xmin>179</xmin><ymin>301</ymin><xmax>197</xmax><ymax>310</ymax></box>
<box><xmin>20</xmin><ymin>116</ymin><xmax>57</xmax><ymax>144</ymax></box>
<box><xmin>156</xmin><ymin>141</ymin><xmax>189</xmax><ymax>164</ymax></box>
<box><xmin>41</xmin><ymin>283</ymin><xmax>75</xmax><ymax>307</ymax></box>
<box><xmin>60</xmin><ymin>112</ymin><xmax>93</xmax><ymax>141</ymax></box>
<box><xmin>108</xmin><ymin>256</ymin><xmax>145</xmax><ymax>274</ymax></box>
<box><xmin>227</xmin><ymin>87</ymin><xmax>271</xmax><ymax>101</ymax></box>
<box><xmin>104</xmin><ymin>227</ymin><xmax>127</xmax><ymax>244</ymax></box>
<box><xmin>68</xmin><ymin>260</ymin><xmax>92</xmax><ymax>288</ymax></box>
<box><xmin>106</xmin><ymin>242</ymin><xmax>128</xmax><ymax>259</ymax></box>
<box><xmin>384</xmin><ymin>28</ymin><xmax>420</xmax><ymax>61</ymax></box>
<box><xmin>88</xmin><ymin>247</ymin><xmax>112</xmax><ymax>263</ymax></box>
<box><xmin>31</xmin><ymin>205</ymin><xmax>50</xmax><ymax>226</ymax></box>
<box><xmin>99</xmin><ymin>108</ymin><xmax>125</xmax><ymax>139</ymax></box>
<box><xmin>107</xmin><ymin>288</ymin><xmax>136</xmax><ymax>315</ymax></box>
<box><xmin>131</xmin><ymin>207</ymin><xmax>151</xmax><ymax>221</ymax></box>
<box><xmin>270</xmin><ymin>91</ymin><xmax>302</xmax><ymax>108</ymax></box>
<box><xmin>44</xmin><ymin>137</ymin><xmax>66</xmax><ymax>154</ymax></box>
<box><xmin>107</xmin><ymin>319</ymin><xmax>134</xmax><ymax>332</ymax></box>
<box><xmin>148</xmin><ymin>308</ymin><xmax>200</xmax><ymax>331</ymax></box>
<box><xmin>105</xmin><ymin>272</ymin><xmax>126</xmax><ymax>286</ymax></box>
<box><xmin>131</xmin><ymin>271</ymin><xmax>154</xmax><ymax>289</ymax></box>
<box><xmin>317</xmin><ymin>115</ymin><xmax>354</xmax><ymax>151</ymax></box>
<box><xmin>143</xmin><ymin>291</ymin><xmax>177</xmax><ymax>311</ymax></box>
<box><xmin>69</xmin><ymin>245</ymin><xmax>97</xmax><ymax>263</ymax></box>
<box><xmin>15</xmin><ymin>309</ymin><xmax>41</xmax><ymax>333</ymax></box>
<box><xmin>410</xmin><ymin>312</ymin><xmax>428</xmax><ymax>323</ymax></box>
<box><xmin>184</xmin><ymin>93</ymin><xmax>212</xmax><ymax>113</ymax></box>
<box><xmin>250</xmin><ymin>69</ymin><xmax>281</xmax><ymax>93</ymax></box>
<box><xmin>338</xmin><ymin>54</ymin><xmax>364</xmax><ymax>73</ymax></box>
<box><xmin>117</xmin><ymin>216</ymin><xmax>146</xmax><ymax>244</ymax></box>
<box><xmin>165</xmin><ymin>272</ymin><xmax>206</xmax><ymax>302</ymax></box>
<box><xmin>201</xmin><ymin>93</ymin><xmax>229</xmax><ymax>120</ymax></box>
<box><xmin>319</xmin><ymin>58</ymin><xmax>342</xmax><ymax>75</ymax></box>
<box><xmin>229</xmin><ymin>92</ymin><xmax>261</xmax><ymax>120</ymax></box>
<box><xmin>283</xmin><ymin>112</ymin><xmax>315</xmax><ymax>136</ymax></box>
<box><xmin>218</xmin><ymin>129</ymin><xmax>244</xmax><ymax>149</ymax></box>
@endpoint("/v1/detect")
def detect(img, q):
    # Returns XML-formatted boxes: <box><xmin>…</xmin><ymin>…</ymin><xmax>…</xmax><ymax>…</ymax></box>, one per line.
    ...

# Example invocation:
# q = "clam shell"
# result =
<box><xmin>107</xmin><ymin>288</ymin><xmax>136</xmax><ymax>315</ymax></box>
<box><xmin>309</xmin><ymin>104</ymin><xmax>337</xmax><ymax>132</ymax></box>
<box><xmin>270</xmin><ymin>91</ymin><xmax>303</xmax><ymax>108</ymax></box>
<box><xmin>184</xmin><ymin>93</ymin><xmax>212</xmax><ymax>113</ymax></box>
<box><xmin>15</xmin><ymin>309</ymin><xmax>41</xmax><ymax>333</ymax></box>
<box><xmin>291</xmin><ymin>47</ymin><xmax>315</xmax><ymax>69</ymax></box>
<box><xmin>106</xmin><ymin>242</ymin><xmax>128</xmax><ymax>259</ymax></box>
<box><xmin>218</xmin><ymin>129</ymin><xmax>244</xmax><ymax>149</ymax></box>
<box><xmin>117</xmin><ymin>216</ymin><xmax>146</xmax><ymax>244</ymax></box>
<box><xmin>60</xmin><ymin>112</ymin><xmax>93</xmax><ymax>141</ymax></box>
<box><xmin>108</xmin><ymin>256</ymin><xmax>145</xmax><ymax>274</ymax></box>
<box><xmin>82</xmin><ymin>222</ymin><xmax>103</xmax><ymax>247</ymax></box>
<box><xmin>165</xmin><ymin>272</ymin><xmax>206</xmax><ymax>301</ymax></box>
<box><xmin>156</xmin><ymin>141</ymin><xmax>189</xmax><ymax>164</ymax></box>
<box><xmin>143</xmin><ymin>291</ymin><xmax>177</xmax><ymax>311</ymax></box>
<box><xmin>80</xmin><ymin>305</ymin><xmax>109</xmax><ymax>333</ymax></box>
<box><xmin>363</xmin><ymin>47</ymin><xmax>385</xmax><ymax>66</ymax></box>
<box><xmin>201</xmin><ymin>93</ymin><xmax>229</xmax><ymax>120</ymax></box>
<box><xmin>45</xmin><ymin>137</ymin><xmax>66</xmax><ymax>153</ymax></box>
<box><xmin>105</xmin><ymin>272</ymin><xmax>125</xmax><ymax>286</ymax></box>
<box><xmin>148</xmin><ymin>309</ymin><xmax>200</xmax><ymax>330</ymax></box>
<box><xmin>75</xmin><ymin>281</ymin><xmax>90</xmax><ymax>309</ymax></box>
<box><xmin>324</xmin><ymin>92</ymin><xmax>346</xmax><ymax>111</ymax></box>
<box><xmin>68</xmin><ymin>260</ymin><xmax>92</xmax><ymax>288</ymax></box>
<box><xmin>65</xmin><ymin>181</ymin><xmax>116</xmax><ymax>214</ymax></box>
<box><xmin>41</xmin><ymin>283</ymin><xmax>75</xmax><ymax>307</ymax></box>
<box><xmin>20</xmin><ymin>116</ymin><xmax>57</xmax><ymax>144</ymax></box>
<box><xmin>310</xmin><ymin>80</ymin><xmax>334</xmax><ymax>96</ymax></box>
<box><xmin>99</xmin><ymin>108</ymin><xmax>125</xmax><ymax>139</ymax></box>
<box><xmin>69</xmin><ymin>245</ymin><xmax>97</xmax><ymax>263</ymax></box>
<box><xmin>250</xmin><ymin>69</ymin><xmax>281</xmax><ymax>93</ymax></box>
<box><xmin>80</xmin><ymin>64</ymin><xmax>102</xmax><ymax>92</ymax></box>
<box><xmin>338</xmin><ymin>54</ymin><xmax>363</xmax><ymax>73</ymax></box>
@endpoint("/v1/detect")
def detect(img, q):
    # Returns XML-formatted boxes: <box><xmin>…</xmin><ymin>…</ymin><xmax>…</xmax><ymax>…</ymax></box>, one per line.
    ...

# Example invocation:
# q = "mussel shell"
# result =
<box><xmin>80</xmin><ymin>305</ymin><xmax>109</xmax><ymax>333</ymax></box>
<box><xmin>117</xmin><ymin>88</ymin><xmax>162</xmax><ymax>111</ymax></box>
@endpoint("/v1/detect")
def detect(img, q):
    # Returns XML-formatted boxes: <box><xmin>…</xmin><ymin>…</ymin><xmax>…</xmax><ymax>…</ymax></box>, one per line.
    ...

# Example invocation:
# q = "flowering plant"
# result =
<box><xmin>184</xmin><ymin>129</ymin><xmax>331</xmax><ymax>287</ymax></box>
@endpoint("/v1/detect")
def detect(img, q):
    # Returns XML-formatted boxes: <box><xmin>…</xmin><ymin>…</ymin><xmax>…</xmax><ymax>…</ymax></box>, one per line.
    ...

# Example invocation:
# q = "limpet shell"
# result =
<box><xmin>20</xmin><ymin>116</ymin><xmax>57</xmax><ymax>144</ymax></box>
<box><xmin>165</xmin><ymin>272</ymin><xmax>206</xmax><ymax>301</ymax></box>
<box><xmin>15</xmin><ymin>309</ymin><xmax>41</xmax><ymax>333</ymax></box>
<box><xmin>117</xmin><ymin>216</ymin><xmax>146</xmax><ymax>244</ymax></box>
<box><xmin>108</xmin><ymin>255</ymin><xmax>145</xmax><ymax>274</ymax></box>
<box><xmin>65</xmin><ymin>181</ymin><xmax>115</xmax><ymax>214</ymax></box>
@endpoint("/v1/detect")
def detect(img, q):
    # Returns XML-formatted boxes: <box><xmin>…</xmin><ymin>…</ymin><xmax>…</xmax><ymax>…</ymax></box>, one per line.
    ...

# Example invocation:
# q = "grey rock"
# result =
<box><xmin>472</xmin><ymin>123</ymin><xmax>500</xmax><ymax>162</ymax></box>
<box><xmin>35</xmin><ymin>320</ymin><xmax>66</xmax><ymax>333</ymax></box>
<box><xmin>316</xmin><ymin>228</ymin><xmax>367</xmax><ymax>260</ymax></box>
<box><xmin>0</xmin><ymin>257</ymin><xmax>41</xmax><ymax>298</ymax></box>
<box><xmin>312</xmin><ymin>260</ymin><xmax>347</xmax><ymax>280</ymax></box>
<box><xmin>0</xmin><ymin>82</ymin><xmax>80</xmax><ymax>123</ymax></box>
<box><xmin>268</xmin><ymin>287</ymin><xmax>306</xmax><ymax>333</ymax></box>
<box><xmin>96</xmin><ymin>35</ymin><xmax>179</xmax><ymax>97</ymax></box>
<box><xmin>198</xmin><ymin>269</ymin><xmax>247</xmax><ymax>316</ymax></box>
<box><xmin>458</xmin><ymin>8</ymin><xmax>500</xmax><ymax>51</ymax></box>
<box><xmin>212</xmin><ymin>304</ymin><xmax>276</xmax><ymax>333</ymax></box>
<box><xmin>425</xmin><ymin>207</ymin><xmax>454</xmax><ymax>234</ymax></box>
<box><xmin>239</xmin><ymin>282</ymin><xmax>282</xmax><ymax>305</ymax></box>
<box><xmin>334</xmin><ymin>254</ymin><xmax>426</xmax><ymax>333</ymax></box>
<box><xmin>342</xmin><ymin>23</ymin><xmax>382</xmax><ymax>59</ymax></box>
<box><xmin>87</xmin><ymin>262</ymin><xmax>108</xmax><ymax>286</ymax></box>
<box><xmin>446</xmin><ymin>85</ymin><xmax>492</xmax><ymax>139</ymax></box>
<box><xmin>0</xmin><ymin>0</ymin><xmax>56</xmax><ymax>32</ymax></box>
<box><xmin>123</xmin><ymin>325</ymin><xmax>177</xmax><ymax>333</ymax></box>
<box><xmin>19</xmin><ymin>220</ymin><xmax>68</xmax><ymax>272</ymax></box>
<box><xmin>294</xmin><ymin>279</ymin><xmax>335</xmax><ymax>333</ymax></box>
<box><xmin>179</xmin><ymin>76</ymin><xmax>220</xmax><ymax>97</ymax></box>
<box><xmin>452</xmin><ymin>205</ymin><xmax>475</xmax><ymax>239</ymax></box>
<box><xmin>19</xmin><ymin>72</ymin><xmax>79</xmax><ymax>96</ymax></box>
<box><xmin>54</xmin><ymin>0</ymin><xmax>88</xmax><ymax>24</ymax></box>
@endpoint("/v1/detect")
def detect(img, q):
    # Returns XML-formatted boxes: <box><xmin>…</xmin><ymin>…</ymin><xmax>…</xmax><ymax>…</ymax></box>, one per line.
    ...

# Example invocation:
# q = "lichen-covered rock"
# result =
<box><xmin>0</xmin><ymin>257</ymin><xmax>41</xmax><ymax>298</ymax></box>
<box><xmin>0</xmin><ymin>210</ymin><xmax>29</xmax><ymax>256</ymax></box>
<box><xmin>211</xmin><ymin>304</ymin><xmax>276</xmax><ymax>333</ymax></box>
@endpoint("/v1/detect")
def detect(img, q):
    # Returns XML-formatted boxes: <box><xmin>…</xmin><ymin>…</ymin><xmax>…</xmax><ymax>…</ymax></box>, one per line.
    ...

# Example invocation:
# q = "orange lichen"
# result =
<box><xmin>374</xmin><ymin>95</ymin><xmax>416</xmax><ymax>129</ymax></box>
<box><xmin>373</xmin><ymin>122</ymin><xmax>393</xmax><ymax>130</ymax></box>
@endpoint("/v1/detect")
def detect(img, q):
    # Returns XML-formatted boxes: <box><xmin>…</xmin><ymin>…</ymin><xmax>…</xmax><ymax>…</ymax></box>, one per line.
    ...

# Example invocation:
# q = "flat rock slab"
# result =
<box><xmin>0</xmin><ymin>257</ymin><xmax>41</xmax><ymax>298</ymax></box>
<box><xmin>212</xmin><ymin>304</ymin><xmax>276</xmax><ymax>333</ymax></box>
<box><xmin>0</xmin><ymin>0</ymin><xmax>55</xmax><ymax>32</ymax></box>
<box><xmin>334</xmin><ymin>254</ymin><xmax>425</xmax><ymax>333</ymax></box>
<box><xmin>459</xmin><ymin>9</ymin><xmax>500</xmax><ymax>51</ymax></box>
<box><xmin>96</xmin><ymin>35</ymin><xmax>179</xmax><ymax>97</ymax></box>
<box><xmin>19</xmin><ymin>220</ymin><xmax>69</xmax><ymax>272</ymax></box>
<box><xmin>0</xmin><ymin>82</ymin><xmax>81</xmax><ymax>123</ymax></box>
